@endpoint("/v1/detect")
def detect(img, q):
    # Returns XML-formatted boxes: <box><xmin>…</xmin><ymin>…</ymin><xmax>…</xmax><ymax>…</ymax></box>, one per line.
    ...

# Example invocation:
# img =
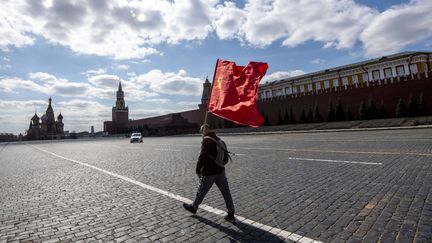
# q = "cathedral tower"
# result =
<box><xmin>45</xmin><ymin>97</ymin><xmax>56</xmax><ymax>133</ymax></box>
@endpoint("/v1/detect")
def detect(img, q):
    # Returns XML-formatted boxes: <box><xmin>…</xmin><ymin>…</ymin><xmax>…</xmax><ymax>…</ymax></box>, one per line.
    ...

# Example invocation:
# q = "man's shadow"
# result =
<box><xmin>192</xmin><ymin>215</ymin><xmax>288</xmax><ymax>242</ymax></box>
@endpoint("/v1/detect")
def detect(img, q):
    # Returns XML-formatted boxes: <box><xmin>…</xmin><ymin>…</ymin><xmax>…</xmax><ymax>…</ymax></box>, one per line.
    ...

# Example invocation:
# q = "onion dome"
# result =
<box><xmin>31</xmin><ymin>113</ymin><xmax>39</xmax><ymax>121</ymax></box>
<box><xmin>41</xmin><ymin>114</ymin><xmax>48</xmax><ymax>123</ymax></box>
<box><xmin>57</xmin><ymin>113</ymin><xmax>63</xmax><ymax>120</ymax></box>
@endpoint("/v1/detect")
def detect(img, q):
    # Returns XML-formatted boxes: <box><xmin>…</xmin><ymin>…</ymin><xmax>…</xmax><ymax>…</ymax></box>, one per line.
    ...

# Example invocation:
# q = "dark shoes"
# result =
<box><xmin>224</xmin><ymin>213</ymin><xmax>236</xmax><ymax>224</ymax></box>
<box><xmin>184</xmin><ymin>203</ymin><xmax>236</xmax><ymax>225</ymax></box>
<box><xmin>183</xmin><ymin>203</ymin><xmax>197</xmax><ymax>214</ymax></box>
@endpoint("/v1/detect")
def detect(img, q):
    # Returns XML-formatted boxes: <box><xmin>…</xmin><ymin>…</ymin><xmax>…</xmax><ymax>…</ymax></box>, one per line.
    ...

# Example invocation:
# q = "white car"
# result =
<box><xmin>130</xmin><ymin>132</ymin><xmax>143</xmax><ymax>143</ymax></box>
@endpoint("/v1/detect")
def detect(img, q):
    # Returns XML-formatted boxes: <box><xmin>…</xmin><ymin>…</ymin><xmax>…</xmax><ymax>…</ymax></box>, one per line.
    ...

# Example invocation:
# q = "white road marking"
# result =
<box><xmin>285</xmin><ymin>157</ymin><xmax>382</xmax><ymax>165</ymax></box>
<box><xmin>153</xmin><ymin>143</ymin><xmax>195</xmax><ymax>147</ymax></box>
<box><xmin>152</xmin><ymin>143</ymin><xmax>432</xmax><ymax>157</ymax></box>
<box><xmin>231</xmin><ymin>146</ymin><xmax>432</xmax><ymax>157</ymax></box>
<box><xmin>232</xmin><ymin>153</ymin><xmax>246</xmax><ymax>156</ymax></box>
<box><xmin>154</xmin><ymin>148</ymin><xmax>182</xmax><ymax>152</ymax></box>
<box><xmin>30</xmin><ymin>145</ymin><xmax>321</xmax><ymax>243</ymax></box>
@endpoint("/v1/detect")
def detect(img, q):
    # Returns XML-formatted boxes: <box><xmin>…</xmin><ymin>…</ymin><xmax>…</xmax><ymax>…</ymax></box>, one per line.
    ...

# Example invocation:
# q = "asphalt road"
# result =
<box><xmin>1</xmin><ymin>129</ymin><xmax>431</xmax><ymax>242</ymax></box>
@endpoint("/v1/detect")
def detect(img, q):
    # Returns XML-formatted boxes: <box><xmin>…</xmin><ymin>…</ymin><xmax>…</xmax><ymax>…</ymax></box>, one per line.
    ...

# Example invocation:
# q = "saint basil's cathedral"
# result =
<box><xmin>27</xmin><ymin>97</ymin><xmax>64</xmax><ymax>140</ymax></box>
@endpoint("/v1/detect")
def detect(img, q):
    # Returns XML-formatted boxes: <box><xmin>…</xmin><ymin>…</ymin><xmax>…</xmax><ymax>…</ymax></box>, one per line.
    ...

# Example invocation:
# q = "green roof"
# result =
<box><xmin>261</xmin><ymin>51</ymin><xmax>431</xmax><ymax>87</ymax></box>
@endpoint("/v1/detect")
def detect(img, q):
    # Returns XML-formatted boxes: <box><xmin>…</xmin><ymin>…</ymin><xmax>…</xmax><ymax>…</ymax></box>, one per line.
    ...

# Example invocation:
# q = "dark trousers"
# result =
<box><xmin>192</xmin><ymin>172</ymin><xmax>235</xmax><ymax>215</ymax></box>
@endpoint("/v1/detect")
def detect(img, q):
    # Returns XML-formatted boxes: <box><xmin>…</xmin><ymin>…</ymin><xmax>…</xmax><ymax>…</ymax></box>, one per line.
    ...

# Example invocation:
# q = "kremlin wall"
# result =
<box><xmin>104</xmin><ymin>51</ymin><xmax>432</xmax><ymax>135</ymax></box>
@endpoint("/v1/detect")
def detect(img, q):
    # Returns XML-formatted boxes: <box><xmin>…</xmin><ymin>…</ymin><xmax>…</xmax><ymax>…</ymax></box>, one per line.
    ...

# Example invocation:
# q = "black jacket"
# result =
<box><xmin>196</xmin><ymin>132</ymin><xmax>225</xmax><ymax>176</ymax></box>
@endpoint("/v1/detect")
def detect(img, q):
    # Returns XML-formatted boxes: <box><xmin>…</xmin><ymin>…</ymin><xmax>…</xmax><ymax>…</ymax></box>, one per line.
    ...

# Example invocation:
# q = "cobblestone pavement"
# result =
<box><xmin>1</xmin><ymin>129</ymin><xmax>431</xmax><ymax>242</ymax></box>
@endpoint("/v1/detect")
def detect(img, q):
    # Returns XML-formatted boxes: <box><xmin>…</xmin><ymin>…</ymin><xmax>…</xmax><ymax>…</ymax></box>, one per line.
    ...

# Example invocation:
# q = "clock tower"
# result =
<box><xmin>112</xmin><ymin>82</ymin><xmax>129</xmax><ymax>132</ymax></box>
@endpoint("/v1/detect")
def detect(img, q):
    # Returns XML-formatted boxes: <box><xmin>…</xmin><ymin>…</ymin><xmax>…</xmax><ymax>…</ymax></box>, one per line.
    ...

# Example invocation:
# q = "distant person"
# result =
<box><xmin>183</xmin><ymin>124</ymin><xmax>236</xmax><ymax>224</ymax></box>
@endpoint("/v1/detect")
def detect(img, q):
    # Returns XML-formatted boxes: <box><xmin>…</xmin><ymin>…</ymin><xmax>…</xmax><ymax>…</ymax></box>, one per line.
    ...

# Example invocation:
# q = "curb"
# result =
<box><xmin>214</xmin><ymin>125</ymin><xmax>432</xmax><ymax>136</ymax></box>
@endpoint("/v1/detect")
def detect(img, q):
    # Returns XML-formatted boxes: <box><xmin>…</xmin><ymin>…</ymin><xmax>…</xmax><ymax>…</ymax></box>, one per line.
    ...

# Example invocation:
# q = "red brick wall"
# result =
<box><xmin>258</xmin><ymin>73</ymin><xmax>432</xmax><ymax>125</ymax></box>
<box><xmin>127</xmin><ymin>108</ymin><xmax>205</xmax><ymax>128</ymax></box>
<box><xmin>105</xmin><ymin>72</ymin><xmax>432</xmax><ymax>133</ymax></box>
<box><xmin>179</xmin><ymin>107</ymin><xmax>206</xmax><ymax>125</ymax></box>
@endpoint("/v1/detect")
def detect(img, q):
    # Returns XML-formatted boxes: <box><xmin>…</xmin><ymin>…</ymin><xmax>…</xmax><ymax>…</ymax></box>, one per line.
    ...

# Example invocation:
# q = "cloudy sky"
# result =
<box><xmin>1</xmin><ymin>0</ymin><xmax>431</xmax><ymax>134</ymax></box>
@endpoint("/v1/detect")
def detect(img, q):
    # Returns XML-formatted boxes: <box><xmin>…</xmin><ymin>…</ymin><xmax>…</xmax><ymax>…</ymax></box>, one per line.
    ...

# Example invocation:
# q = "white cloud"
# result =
<box><xmin>0</xmin><ymin>99</ymin><xmax>49</xmax><ymax>134</ymax></box>
<box><xmin>29</xmin><ymin>72</ymin><xmax>92</xmax><ymax>96</ymax></box>
<box><xmin>88</xmin><ymin>74</ymin><xmax>159</xmax><ymax>101</ymax></box>
<box><xmin>29</xmin><ymin>72</ymin><xmax>60</xmax><ymax>84</ymax></box>
<box><xmin>0</xmin><ymin>64</ymin><xmax>12</xmax><ymax>70</ymax></box>
<box><xmin>1</xmin><ymin>71</ymin><xmax>157</xmax><ymax>101</ymax></box>
<box><xmin>82</xmin><ymin>68</ymin><xmax>107</xmax><ymax>77</ymax></box>
<box><xmin>177</xmin><ymin>101</ymin><xmax>200</xmax><ymax>110</ymax></box>
<box><xmin>53</xmin><ymin>99</ymin><xmax>111</xmax><ymax>132</ymax></box>
<box><xmin>0</xmin><ymin>2</ymin><xmax>35</xmax><ymax>51</ymax></box>
<box><xmin>53</xmin><ymin>82</ymin><xmax>90</xmax><ymax>96</ymax></box>
<box><xmin>0</xmin><ymin>56</ymin><xmax>12</xmax><ymax>70</ymax></box>
<box><xmin>2</xmin><ymin>0</ymin><xmax>430</xmax><ymax>58</ymax></box>
<box><xmin>113</xmin><ymin>64</ymin><xmax>130</xmax><ymax>70</ymax></box>
<box><xmin>261</xmin><ymin>70</ymin><xmax>306</xmax><ymax>83</ymax></box>
<box><xmin>88</xmin><ymin>74</ymin><xmax>121</xmax><ymax>89</ymax></box>
<box><xmin>1</xmin><ymin>72</ymin><xmax>91</xmax><ymax>97</ymax></box>
<box><xmin>1</xmin><ymin>67</ymin><xmax>203</xmax><ymax>101</ymax></box>
<box><xmin>0</xmin><ymin>0</ymin><xmax>218</xmax><ymax>59</ymax></box>
<box><xmin>215</xmin><ymin>0</ymin><xmax>377</xmax><ymax>49</ymax></box>
<box><xmin>214</xmin><ymin>1</ymin><xmax>246</xmax><ymax>40</ymax></box>
<box><xmin>0</xmin><ymin>77</ymin><xmax>49</xmax><ymax>93</ymax></box>
<box><xmin>360</xmin><ymin>0</ymin><xmax>432</xmax><ymax>57</ymax></box>
<box><xmin>136</xmin><ymin>69</ymin><xmax>203</xmax><ymax>96</ymax></box>
<box><xmin>311</xmin><ymin>58</ymin><xmax>325</xmax><ymax>65</ymax></box>
<box><xmin>0</xmin><ymin>99</ymin><xmax>47</xmax><ymax>111</ymax></box>
<box><xmin>145</xmin><ymin>98</ymin><xmax>170</xmax><ymax>103</ymax></box>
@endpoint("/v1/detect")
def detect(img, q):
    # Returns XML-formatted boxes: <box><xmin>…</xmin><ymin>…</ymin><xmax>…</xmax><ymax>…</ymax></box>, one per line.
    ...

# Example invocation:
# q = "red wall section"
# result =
<box><xmin>257</xmin><ymin>73</ymin><xmax>432</xmax><ymax>125</ymax></box>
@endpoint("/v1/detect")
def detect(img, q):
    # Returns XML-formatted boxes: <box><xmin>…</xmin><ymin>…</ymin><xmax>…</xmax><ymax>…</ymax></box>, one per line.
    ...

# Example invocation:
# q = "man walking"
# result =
<box><xmin>183</xmin><ymin>124</ymin><xmax>236</xmax><ymax>224</ymax></box>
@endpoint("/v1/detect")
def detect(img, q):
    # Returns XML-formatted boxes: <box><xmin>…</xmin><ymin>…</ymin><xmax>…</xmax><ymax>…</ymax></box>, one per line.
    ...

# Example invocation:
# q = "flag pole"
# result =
<box><xmin>203</xmin><ymin>59</ymin><xmax>220</xmax><ymax>126</ymax></box>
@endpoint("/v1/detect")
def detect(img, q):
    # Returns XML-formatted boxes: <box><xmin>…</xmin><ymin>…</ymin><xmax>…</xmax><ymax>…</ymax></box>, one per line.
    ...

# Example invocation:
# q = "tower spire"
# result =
<box><xmin>115</xmin><ymin>81</ymin><xmax>126</xmax><ymax>109</ymax></box>
<box><xmin>201</xmin><ymin>77</ymin><xmax>211</xmax><ymax>104</ymax></box>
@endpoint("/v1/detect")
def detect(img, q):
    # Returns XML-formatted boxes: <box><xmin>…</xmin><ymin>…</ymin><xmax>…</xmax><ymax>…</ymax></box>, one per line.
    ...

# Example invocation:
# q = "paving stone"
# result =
<box><xmin>1</xmin><ymin>131</ymin><xmax>432</xmax><ymax>242</ymax></box>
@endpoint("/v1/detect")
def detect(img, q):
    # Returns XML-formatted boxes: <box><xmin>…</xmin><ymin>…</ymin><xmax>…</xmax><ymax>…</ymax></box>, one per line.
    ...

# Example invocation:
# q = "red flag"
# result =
<box><xmin>208</xmin><ymin>59</ymin><xmax>268</xmax><ymax>127</ymax></box>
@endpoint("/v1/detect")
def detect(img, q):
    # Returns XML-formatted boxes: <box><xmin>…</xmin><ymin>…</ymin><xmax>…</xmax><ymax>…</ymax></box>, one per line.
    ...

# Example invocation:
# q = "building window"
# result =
<box><xmin>315</xmin><ymin>82</ymin><xmax>321</xmax><ymax>90</ymax></box>
<box><xmin>285</xmin><ymin>87</ymin><xmax>292</xmax><ymax>94</ymax></box>
<box><xmin>265</xmin><ymin>90</ymin><xmax>271</xmax><ymax>98</ymax></box>
<box><xmin>352</xmin><ymin>75</ymin><xmax>358</xmax><ymax>84</ymax></box>
<box><xmin>333</xmin><ymin>79</ymin><xmax>339</xmax><ymax>87</ymax></box>
<box><xmin>258</xmin><ymin>93</ymin><xmax>263</xmax><ymax>99</ymax></box>
<box><xmin>384</xmin><ymin>68</ymin><xmax>392</xmax><ymax>78</ymax></box>
<box><xmin>324</xmin><ymin>80</ymin><xmax>330</xmax><ymax>89</ymax></box>
<box><xmin>362</xmin><ymin>73</ymin><xmax>369</xmax><ymax>82</ymax></box>
<box><xmin>372</xmin><ymin>70</ymin><xmax>380</xmax><ymax>80</ymax></box>
<box><xmin>342</xmin><ymin>77</ymin><xmax>349</xmax><ymax>86</ymax></box>
<box><xmin>396</xmin><ymin>65</ymin><xmax>405</xmax><ymax>76</ymax></box>
<box><xmin>275</xmin><ymin>89</ymin><xmax>283</xmax><ymax>96</ymax></box>
<box><xmin>300</xmin><ymin>85</ymin><xmax>305</xmax><ymax>93</ymax></box>
<box><xmin>410</xmin><ymin>64</ymin><xmax>418</xmax><ymax>74</ymax></box>
<box><xmin>292</xmin><ymin>87</ymin><xmax>297</xmax><ymax>94</ymax></box>
<box><xmin>307</xmin><ymin>84</ymin><xmax>313</xmax><ymax>92</ymax></box>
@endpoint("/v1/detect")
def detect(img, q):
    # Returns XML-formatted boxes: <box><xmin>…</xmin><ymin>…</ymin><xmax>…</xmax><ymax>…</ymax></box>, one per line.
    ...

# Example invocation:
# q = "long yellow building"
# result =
<box><xmin>259</xmin><ymin>51</ymin><xmax>432</xmax><ymax>99</ymax></box>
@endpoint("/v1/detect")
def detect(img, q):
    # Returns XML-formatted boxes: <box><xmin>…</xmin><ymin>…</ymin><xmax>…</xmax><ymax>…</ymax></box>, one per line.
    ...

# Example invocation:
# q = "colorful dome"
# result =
<box><xmin>57</xmin><ymin>113</ymin><xmax>63</xmax><ymax>120</ymax></box>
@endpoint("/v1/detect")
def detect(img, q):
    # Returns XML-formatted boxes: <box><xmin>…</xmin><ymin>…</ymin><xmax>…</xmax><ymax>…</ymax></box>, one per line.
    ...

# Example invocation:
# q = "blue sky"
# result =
<box><xmin>1</xmin><ymin>0</ymin><xmax>431</xmax><ymax>134</ymax></box>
